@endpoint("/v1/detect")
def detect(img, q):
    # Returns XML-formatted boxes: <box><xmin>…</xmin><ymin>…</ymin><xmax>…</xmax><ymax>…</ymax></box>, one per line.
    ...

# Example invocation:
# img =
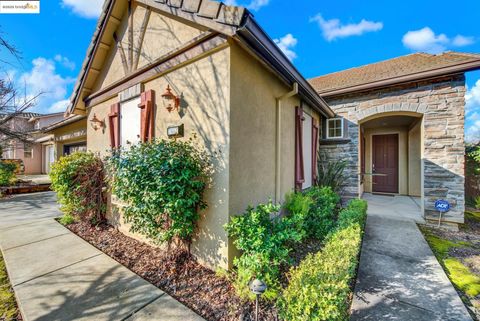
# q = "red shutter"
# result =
<box><xmin>295</xmin><ymin>106</ymin><xmax>305</xmax><ymax>190</ymax></box>
<box><xmin>138</xmin><ymin>90</ymin><xmax>155</xmax><ymax>143</ymax></box>
<box><xmin>312</xmin><ymin>119</ymin><xmax>319</xmax><ymax>183</ymax></box>
<box><xmin>108</xmin><ymin>103</ymin><xmax>120</xmax><ymax>148</ymax></box>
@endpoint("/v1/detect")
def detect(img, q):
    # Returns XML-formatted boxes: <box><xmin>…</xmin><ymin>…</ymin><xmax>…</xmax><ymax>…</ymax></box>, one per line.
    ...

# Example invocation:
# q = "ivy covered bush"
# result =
<box><xmin>107</xmin><ymin>138</ymin><xmax>210</xmax><ymax>246</ymax></box>
<box><xmin>225</xmin><ymin>202</ymin><xmax>303</xmax><ymax>301</ymax></box>
<box><xmin>279</xmin><ymin>199</ymin><xmax>368</xmax><ymax>321</ymax></box>
<box><xmin>0</xmin><ymin>161</ymin><xmax>17</xmax><ymax>186</ymax></box>
<box><xmin>50</xmin><ymin>152</ymin><xmax>106</xmax><ymax>224</ymax></box>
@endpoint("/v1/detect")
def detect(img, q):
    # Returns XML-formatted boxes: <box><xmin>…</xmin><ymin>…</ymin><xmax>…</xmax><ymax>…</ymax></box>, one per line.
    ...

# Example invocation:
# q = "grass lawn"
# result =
<box><xmin>0</xmin><ymin>251</ymin><xmax>20</xmax><ymax>321</ymax></box>
<box><xmin>420</xmin><ymin>211</ymin><xmax>480</xmax><ymax>320</ymax></box>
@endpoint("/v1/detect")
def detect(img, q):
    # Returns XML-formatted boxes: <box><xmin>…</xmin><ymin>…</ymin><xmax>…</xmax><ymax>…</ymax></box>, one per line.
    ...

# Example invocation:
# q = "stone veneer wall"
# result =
<box><xmin>319</xmin><ymin>75</ymin><xmax>466</xmax><ymax>225</ymax></box>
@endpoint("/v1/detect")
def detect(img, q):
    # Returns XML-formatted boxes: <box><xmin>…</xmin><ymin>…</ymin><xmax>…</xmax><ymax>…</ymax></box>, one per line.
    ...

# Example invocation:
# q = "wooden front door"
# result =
<box><xmin>372</xmin><ymin>134</ymin><xmax>399</xmax><ymax>193</ymax></box>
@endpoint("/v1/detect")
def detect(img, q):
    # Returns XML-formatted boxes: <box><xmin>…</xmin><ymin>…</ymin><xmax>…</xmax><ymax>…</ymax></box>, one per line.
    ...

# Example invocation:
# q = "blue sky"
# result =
<box><xmin>1</xmin><ymin>0</ymin><xmax>480</xmax><ymax>139</ymax></box>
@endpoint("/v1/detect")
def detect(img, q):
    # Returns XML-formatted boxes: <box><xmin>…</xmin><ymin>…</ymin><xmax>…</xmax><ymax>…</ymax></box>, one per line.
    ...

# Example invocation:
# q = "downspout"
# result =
<box><xmin>275</xmin><ymin>82</ymin><xmax>299</xmax><ymax>204</ymax></box>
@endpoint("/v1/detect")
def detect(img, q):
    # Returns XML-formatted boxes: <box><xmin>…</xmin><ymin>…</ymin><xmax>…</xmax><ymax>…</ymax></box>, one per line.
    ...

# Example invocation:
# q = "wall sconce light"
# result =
<box><xmin>90</xmin><ymin>113</ymin><xmax>105</xmax><ymax>131</ymax></box>
<box><xmin>161</xmin><ymin>84</ymin><xmax>180</xmax><ymax>113</ymax></box>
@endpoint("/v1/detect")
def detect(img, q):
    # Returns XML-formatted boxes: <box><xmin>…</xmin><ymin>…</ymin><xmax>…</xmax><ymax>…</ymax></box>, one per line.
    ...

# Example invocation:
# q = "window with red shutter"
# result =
<box><xmin>295</xmin><ymin>106</ymin><xmax>304</xmax><ymax>190</ymax></box>
<box><xmin>108</xmin><ymin>103</ymin><xmax>120</xmax><ymax>148</ymax></box>
<box><xmin>138</xmin><ymin>90</ymin><xmax>155</xmax><ymax>142</ymax></box>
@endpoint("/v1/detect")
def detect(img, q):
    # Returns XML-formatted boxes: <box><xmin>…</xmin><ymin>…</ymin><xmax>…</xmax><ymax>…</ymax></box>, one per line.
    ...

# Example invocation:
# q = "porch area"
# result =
<box><xmin>362</xmin><ymin>193</ymin><xmax>424</xmax><ymax>223</ymax></box>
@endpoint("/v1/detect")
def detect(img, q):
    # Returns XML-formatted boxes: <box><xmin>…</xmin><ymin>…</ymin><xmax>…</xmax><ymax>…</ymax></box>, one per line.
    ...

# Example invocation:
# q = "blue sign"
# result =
<box><xmin>435</xmin><ymin>200</ymin><xmax>450</xmax><ymax>212</ymax></box>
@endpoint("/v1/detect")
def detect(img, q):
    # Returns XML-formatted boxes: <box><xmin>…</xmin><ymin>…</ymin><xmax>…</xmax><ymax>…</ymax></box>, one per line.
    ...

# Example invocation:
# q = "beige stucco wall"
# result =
<box><xmin>408</xmin><ymin>120</ymin><xmax>422</xmax><ymax>196</ymax></box>
<box><xmin>87</xmin><ymin>46</ymin><xmax>231</xmax><ymax>270</ymax></box>
<box><xmin>364</xmin><ymin>127</ymin><xmax>408</xmax><ymax>195</ymax></box>
<box><xmin>93</xmin><ymin>4</ymin><xmax>204</xmax><ymax>92</ymax></box>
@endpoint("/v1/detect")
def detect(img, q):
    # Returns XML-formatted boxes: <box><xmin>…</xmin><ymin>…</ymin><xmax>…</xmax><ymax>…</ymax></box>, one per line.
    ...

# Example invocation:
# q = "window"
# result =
<box><xmin>24</xmin><ymin>145</ymin><xmax>33</xmax><ymax>158</ymax></box>
<box><xmin>327</xmin><ymin>118</ymin><xmax>343</xmax><ymax>139</ymax></box>
<box><xmin>302</xmin><ymin>112</ymin><xmax>313</xmax><ymax>189</ymax></box>
<box><xmin>120</xmin><ymin>97</ymin><xmax>142</xmax><ymax>147</ymax></box>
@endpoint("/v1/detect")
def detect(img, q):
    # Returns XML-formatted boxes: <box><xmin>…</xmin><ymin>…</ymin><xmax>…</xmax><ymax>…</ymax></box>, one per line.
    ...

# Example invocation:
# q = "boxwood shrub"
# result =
<box><xmin>278</xmin><ymin>198</ymin><xmax>368</xmax><ymax>321</ymax></box>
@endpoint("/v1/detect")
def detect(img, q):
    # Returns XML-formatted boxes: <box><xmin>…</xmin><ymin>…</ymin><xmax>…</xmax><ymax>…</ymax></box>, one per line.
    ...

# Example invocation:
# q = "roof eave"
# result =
<box><xmin>319</xmin><ymin>59</ymin><xmax>480</xmax><ymax>98</ymax></box>
<box><xmin>236</xmin><ymin>16</ymin><xmax>334</xmax><ymax>118</ymax></box>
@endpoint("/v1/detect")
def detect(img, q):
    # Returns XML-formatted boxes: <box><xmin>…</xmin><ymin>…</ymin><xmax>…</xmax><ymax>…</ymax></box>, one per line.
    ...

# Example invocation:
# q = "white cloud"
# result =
<box><xmin>452</xmin><ymin>35</ymin><xmax>475</xmax><ymax>47</ymax></box>
<box><xmin>274</xmin><ymin>34</ymin><xmax>298</xmax><ymax>61</ymax></box>
<box><xmin>48</xmin><ymin>99</ymin><xmax>70</xmax><ymax>113</ymax></box>
<box><xmin>246</xmin><ymin>0</ymin><xmax>269</xmax><ymax>11</ymax></box>
<box><xmin>61</xmin><ymin>0</ymin><xmax>103</xmax><ymax>18</ymax></box>
<box><xmin>402</xmin><ymin>27</ymin><xmax>449</xmax><ymax>53</ymax></box>
<box><xmin>19</xmin><ymin>57</ymin><xmax>75</xmax><ymax>113</ymax></box>
<box><xmin>465</xmin><ymin>80</ymin><xmax>480</xmax><ymax>142</ymax></box>
<box><xmin>402</xmin><ymin>27</ymin><xmax>475</xmax><ymax>54</ymax></box>
<box><xmin>54</xmin><ymin>55</ymin><xmax>76</xmax><ymax>71</ymax></box>
<box><xmin>310</xmin><ymin>14</ymin><xmax>383</xmax><ymax>41</ymax></box>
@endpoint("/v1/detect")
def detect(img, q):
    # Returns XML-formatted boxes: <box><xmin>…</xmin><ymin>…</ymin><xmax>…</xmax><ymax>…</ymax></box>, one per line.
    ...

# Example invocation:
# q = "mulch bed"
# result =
<box><xmin>66</xmin><ymin>222</ymin><xmax>280</xmax><ymax>321</ymax></box>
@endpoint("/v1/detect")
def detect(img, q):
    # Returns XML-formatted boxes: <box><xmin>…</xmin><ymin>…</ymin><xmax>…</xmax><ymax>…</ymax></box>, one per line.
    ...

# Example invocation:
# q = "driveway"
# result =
<box><xmin>351</xmin><ymin>194</ymin><xmax>472</xmax><ymax>321</ymax></box>
<box><xmin>0</xmin><ymin>192</ymin><xmax>204</xmax><ymax>321</ymax></box>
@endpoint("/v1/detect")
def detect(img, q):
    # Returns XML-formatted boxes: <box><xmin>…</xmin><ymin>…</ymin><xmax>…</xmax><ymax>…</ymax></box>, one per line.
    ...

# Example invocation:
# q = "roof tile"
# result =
<box><xmin>309</xmin><ymin>52</ymin><xmax>480</xmax><ymax>95</ymax></box>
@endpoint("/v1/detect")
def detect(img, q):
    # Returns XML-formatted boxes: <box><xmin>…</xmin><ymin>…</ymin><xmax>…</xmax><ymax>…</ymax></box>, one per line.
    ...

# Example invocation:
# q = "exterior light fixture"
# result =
<box><xmin>250</xmin><ymin>279</ymin><xmax>267</xmax><ymax>321</ymax></box>
<box><xmin>90</xmin><ymin>113</ymin><xmax>105</xmax><ymax>131</ymax></box>
<box><xmin>161</xmin><ymin>84</ymin><xmax>180</xmax><ymax>113</ymax></box>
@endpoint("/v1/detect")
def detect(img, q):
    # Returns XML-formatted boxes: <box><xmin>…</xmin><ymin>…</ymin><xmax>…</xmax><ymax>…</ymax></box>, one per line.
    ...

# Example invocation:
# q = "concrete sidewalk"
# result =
<box><xmin>0</xmin><ymin>192</ymin><xmax>204</xmax><ymax>321</ymax></box>
<box><xmin>351</xmin><ymin>194</ymin><xmax>472</xmax><ymax>321</ymax></box>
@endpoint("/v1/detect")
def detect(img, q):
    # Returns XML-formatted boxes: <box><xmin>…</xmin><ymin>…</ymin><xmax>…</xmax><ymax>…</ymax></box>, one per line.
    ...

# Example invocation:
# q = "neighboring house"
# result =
<box><xmin>66</xmin><ymin>0</ymin><xmax>333</xmax><ymax>269</ymax></box>
<box><xmin>39</xmin><ymin>115</ymin><xmax>87</xmax><ymax>174</ymax></box>
<box><xmin>1</xmin><ymin>112</ymin><xmax>64</xmax><ymax>174</ymax></box>
<box><xmin>310</xmin><ymin>52</ymin><xmax>480</xmax><ymax>228</ymax></box>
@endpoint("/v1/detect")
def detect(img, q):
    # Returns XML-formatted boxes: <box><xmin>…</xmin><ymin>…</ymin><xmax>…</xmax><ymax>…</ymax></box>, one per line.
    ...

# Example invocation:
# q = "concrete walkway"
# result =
<box><xmin>0</xmin><ymin>192</ymin><xmax>204</xmax><ymax>321</ymax></box>
<box><xmin>351</xmin><ymin>194</ymin><xmax>472</xmax><ymax>321</ymax></box>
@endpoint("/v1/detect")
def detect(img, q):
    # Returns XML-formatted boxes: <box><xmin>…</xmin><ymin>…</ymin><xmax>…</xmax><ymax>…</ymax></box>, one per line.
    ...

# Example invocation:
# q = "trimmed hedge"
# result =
<box><xmin>279</xmin><ymin>199</ymin><xmax>368</xmax><ymax>321</ymax></box>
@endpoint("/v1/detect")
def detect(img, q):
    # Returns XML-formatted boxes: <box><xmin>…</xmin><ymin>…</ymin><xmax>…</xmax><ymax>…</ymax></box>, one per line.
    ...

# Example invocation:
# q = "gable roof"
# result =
<box><xmin>68</xmin><ymin>0</ymin><xmax>334</xmax><ymax>117</ymax></box>
<box><xmin>309</xmin><ymin>52</ymin><xmax>480</xmax><ymax>98</ymax></box>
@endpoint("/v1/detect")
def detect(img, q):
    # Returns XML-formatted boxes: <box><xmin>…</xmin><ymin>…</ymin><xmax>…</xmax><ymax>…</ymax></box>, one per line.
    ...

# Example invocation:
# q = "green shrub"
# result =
<box><xmin>225</xmin><ymin>202</ymin><xmax>303</xmax><ymax>301</ymax></box>
<box><xmin>284</xmin><ymin>186</ymin><xmax>339</xmax><ymax>241</ymax></box>
<box><xmin>0</xmin><ymin>161</ymin><xmax>17</xmax><ymax>186</ymax></box>
<box><xmin>107</xmin><ymin>138</ymin><xmax>210</xmax><ymax>245</ymax></box>
<box><xmin>279</xmin><ymin>199</ymin><xmax>368</xmax><ymax>321</ymax></box>
<box><xmin>50</xmin><ymin>152</ymin><xmax>106</xmax><ymax>224</ymax></box>
<box><xmin>305</xmin><ymin>186</ymin><xmax>340</xmax><ymax>239</ymax></box>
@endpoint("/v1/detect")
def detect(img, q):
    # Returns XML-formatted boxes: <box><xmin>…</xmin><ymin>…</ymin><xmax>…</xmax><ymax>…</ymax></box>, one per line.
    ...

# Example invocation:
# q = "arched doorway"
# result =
<box><xmin>358</xmin><ymin>112</ymin><xmax>424</xmax><ymax>218</ymax></box>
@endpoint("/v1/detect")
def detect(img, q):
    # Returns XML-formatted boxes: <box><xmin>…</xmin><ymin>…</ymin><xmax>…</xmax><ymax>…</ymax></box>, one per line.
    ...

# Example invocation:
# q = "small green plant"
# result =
<box><xmin>0</xmin><ymin>161</ymin><xmax>17</xmax><ymax>186</ymax></box>
<box><xmin>59</xmin><ymin>214</ymin><xmax>75</xmax><ymax>226</ymax></box>
<box><xmin>107</xmin><ymin>138</ymin><xmax>211</xmax><ymax>247</ymax></box>
<box><xmin>475</xmin><ymin>196</ymin><xmax>480</xmax><ymax>210</ymax></box>
<box><xmin>50</xmin><ymin>152</ymin><xmax>106</xmax><ymax>224</ymax></box>
<box><xmin>279</xmin><ymin>199</ymin><xmax>368</xmax><ymax>321</ymax></box>
<box><xmin>225</xmin><ymin>202</ymin><xmax>303</xmax><ymax>301</ymax></box>
<box><xmin>316</xmin><ymin>159</ymin><xmax>347</xmax><ymax>192</ymax></box>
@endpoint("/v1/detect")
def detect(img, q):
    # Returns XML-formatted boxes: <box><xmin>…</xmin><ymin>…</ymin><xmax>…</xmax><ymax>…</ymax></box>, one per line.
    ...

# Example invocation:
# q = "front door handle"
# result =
<box><xmin>372</xmin><ymin>163</ymin><xmax>376</xmax><ymax>172</ymax></box>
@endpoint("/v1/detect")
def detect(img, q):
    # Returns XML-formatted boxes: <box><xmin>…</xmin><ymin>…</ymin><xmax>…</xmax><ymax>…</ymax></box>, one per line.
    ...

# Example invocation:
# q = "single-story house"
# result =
<box><xmin>1</xmin><ymin>112</ymin><xmax>64</xmax><ymax>174</ymax></box>
<box><xmin>40</xmin><ymin>115</ymin><xmax>87</xmax><ymax>173</ymax></box>
<box><xmin>66</xmin><ymin>0</ymin><xmax>333</xmax><ymax>269</ymax></box>
<box><xmin>310</xmin><ymin>52</ymin><xmax>480</xmax><ymax>228</ymax></box>
<box><xmin>65</xmin><ymin>0</ymin><xmax>479</xmax><ymax>269</ymax></box>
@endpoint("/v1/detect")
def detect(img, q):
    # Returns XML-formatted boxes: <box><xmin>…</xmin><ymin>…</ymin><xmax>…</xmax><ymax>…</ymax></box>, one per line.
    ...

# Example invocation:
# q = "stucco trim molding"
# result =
<box><xmin>356</xmin><ymin>103</ymin><xmax>427</xmax><ymax>123</ymax></box>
